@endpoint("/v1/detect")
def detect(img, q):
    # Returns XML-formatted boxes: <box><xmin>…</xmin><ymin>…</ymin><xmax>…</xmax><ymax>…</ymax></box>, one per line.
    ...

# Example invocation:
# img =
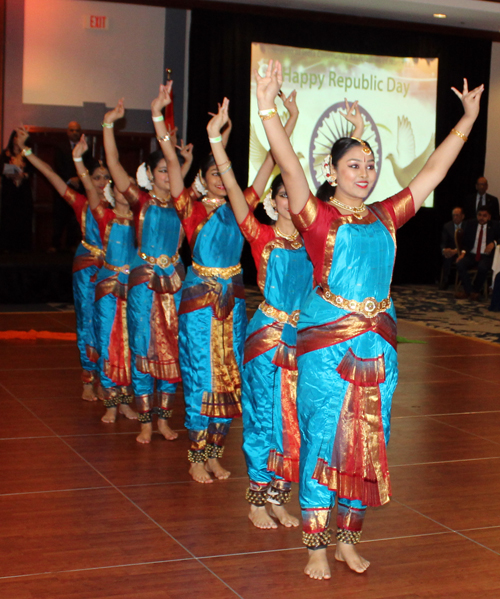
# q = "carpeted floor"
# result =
<box><xmin>392</xmin><ymin>284</ymin><xmax>500</xmax><ymax>344</ymax></box>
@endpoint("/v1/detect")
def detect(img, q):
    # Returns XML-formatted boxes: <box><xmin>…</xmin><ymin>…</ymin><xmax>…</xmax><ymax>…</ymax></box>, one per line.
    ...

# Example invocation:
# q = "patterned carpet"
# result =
<box><xmin>391</xmin><ymin>284</ymin><xmax>500</xmax><ymax>344</ymax></box>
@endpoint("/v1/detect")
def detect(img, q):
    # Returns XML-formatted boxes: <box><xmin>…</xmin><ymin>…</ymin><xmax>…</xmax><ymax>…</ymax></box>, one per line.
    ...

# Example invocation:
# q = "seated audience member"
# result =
<box><xmin>455</xmin><ymin>205</ymin><xmax>500</xmax><ymax>300</ymax></box>
<box><xmin>463</xmin><ymin>176</ymin><xmax>499</xmax><ymax>221</ymax></box>
<box><xmin>440</xmin><ymin>206</ymin><xmax>465</xmax><ymax>289</ymax></box>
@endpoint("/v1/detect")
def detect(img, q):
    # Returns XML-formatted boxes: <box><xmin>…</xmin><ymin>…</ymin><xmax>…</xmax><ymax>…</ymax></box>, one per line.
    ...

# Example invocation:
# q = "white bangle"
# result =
<box><xmin>102</xmin><ymin>122</ymin><xmax>114</xmax><ymax>129</ymax></box>
<box><xmin>73</xmin><ymin>157</ymin><xmax>83</xmax><ymax>162</ymax></box>
<box><xmin>209</xmin><ymin>135</ymin><xmax>222</xmax><ymax>144</ymax></box>
<box><xmin>152</xmin><ymin>115</ymin><xmax>164</xmax><ymax>122</ymax></box>
<box><xmin>157</xmin><ymin>134</ymin><xmax>170</xmax><ymax>143</ymax></box>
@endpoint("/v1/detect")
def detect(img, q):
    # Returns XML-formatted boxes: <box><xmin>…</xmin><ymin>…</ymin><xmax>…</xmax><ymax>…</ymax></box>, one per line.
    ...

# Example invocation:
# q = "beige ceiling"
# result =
<box><xmin>203</xmin><ymin>0</ymin><xmax>500</xmax><ymax>32</ymax></box>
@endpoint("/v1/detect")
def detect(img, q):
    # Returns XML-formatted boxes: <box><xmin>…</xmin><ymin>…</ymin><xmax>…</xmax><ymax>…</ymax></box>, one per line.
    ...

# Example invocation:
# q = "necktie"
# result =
<box><xmin>476</xmin><ymin>225</ymin><xmax>484</xmax><ymax>262</ymax></box>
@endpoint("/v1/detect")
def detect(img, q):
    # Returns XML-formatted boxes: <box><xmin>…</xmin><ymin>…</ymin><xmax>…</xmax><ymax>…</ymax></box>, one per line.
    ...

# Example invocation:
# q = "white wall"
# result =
<box><xmin>23</xmin><ymin>0</ymin><xmax>165</xmax><ymax>110</ymax></box>
<box><xmin>485</xmin><ymin>42</ymin><xmax>500</xmax><ymax>197</ymax></box>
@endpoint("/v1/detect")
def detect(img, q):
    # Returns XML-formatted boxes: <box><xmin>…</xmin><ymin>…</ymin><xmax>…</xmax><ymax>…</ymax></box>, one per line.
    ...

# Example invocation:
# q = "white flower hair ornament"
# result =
<box><xmin>263</xmin><ymin>189</ymin><xmax>278</xmax><ymax>221</ymax></box>
<box><xmin>136</xmin><ymin>162</ymin><xmax>153</xmax><ymax>190</ymax></box>
<box><xmin>193</xmin><ymin>170</ymin><xmax>207</xmax><ymax>196</ymax></box>
<box><xmin>322</xmin><ymin>155</ymin><xmax>337</xmax><ymax>187</ymax></box>
<box><xmin>103</xmin><ymin>181</ymin><xmax>116</xmax><ymax>207</ymax></box>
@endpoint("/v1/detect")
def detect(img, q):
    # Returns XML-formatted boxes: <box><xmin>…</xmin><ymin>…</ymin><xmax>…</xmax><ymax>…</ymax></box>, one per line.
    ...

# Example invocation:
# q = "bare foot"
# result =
<box><xmin>118</xmin><ymin>404</ymin><xmax>138</xmax><ymax>420</ymax></box>
<box><xmin>248</xmin><ymin>505</ymin><xmax>278</xmax><ymax>529</ymax></box>
<box><xmin>305</xmin><ymin>548</ymin><xmax>331</xmax><ymax>580</ymax></box>
<box><xmin>158</xmin><ymin>418</ymin><xmax>179</xmax><ymax>441</ymax></box>
<box><xmin>205</xmin><ymin>457</ymin><xmax>231</xmax><ymax>480</ymax></box>
<box><xmin>82</xmin><ymin>383</ymin><xmax>97</xmax><ymax>402</ymax></box>
<box><xmin>269</xmin><ymin>504</ymin><xmax>300</xmax><ymax>527</ymax></box>
<box><xmin>189</xmin><ymin>462</ymin><xmax>213</xmax><ymax>483</ymax></box>
<box><xmin>136</xmin><ymin>422</ymin><xmax>153</xmax><ymax>444</ymax></box>
<box><xmin>335</xmin><ymin>541</ymin><xmax>370</xmax><ymax>573</ymax></box>
<box><xmin>101</xmin><ymin>407</ymin><xmax>117</xmax><ymax>423</ymax></box>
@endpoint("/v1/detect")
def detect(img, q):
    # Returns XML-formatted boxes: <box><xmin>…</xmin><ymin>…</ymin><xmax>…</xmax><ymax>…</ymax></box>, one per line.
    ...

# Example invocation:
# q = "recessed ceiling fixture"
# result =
<box><xmin>433</xmin><ymin>13</ymin><xmax>447</xmax><ymax>19</ymax></box>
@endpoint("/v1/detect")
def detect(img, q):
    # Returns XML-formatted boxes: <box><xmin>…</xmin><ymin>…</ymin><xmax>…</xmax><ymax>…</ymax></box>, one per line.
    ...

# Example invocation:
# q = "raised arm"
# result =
<box><xmin>102</xmin><ymin>99</ymin><xmax>132</xmax><ymax>194</ymax></box>
<box><xmin>255</xmin><ymin>61</ymin><xmax>310</xmax><ymax>214</ymax></box>
<box><xmin>409</xmin><ymin>79</ymin><xmax>484</xmax><ymax>212</ymax></box>
<box><xmin>16</xmin><ymin>127</ymin><xmax>67</xmax><ymax>196</ymax></box>
<box><xmin>178</xmin><ymin>137</ymin><xmax>194</xmax><ymax>180</ymax></box>
<box><xmin>207</xmin><ymin>98</ymin><xmax>248</xmax><ymax>224</ymax></box>
<box><xmin>252</xmin><ymin>89</ymin><xmax>300</xmax><ymax>198</ymax></box>
<box><xmin>339</xmin><ymin>98</ymin><xmax>364</xmax><ymax>139</ymax></box>
<box><xmin>152</xmin><ymin>82</ymin><xmax>185</xmax><ymax>199</ymax></box>
<box><xmin>72</xmin><ymin>135</ymin><xmax>100</xmax><ymax>210</ymax></box>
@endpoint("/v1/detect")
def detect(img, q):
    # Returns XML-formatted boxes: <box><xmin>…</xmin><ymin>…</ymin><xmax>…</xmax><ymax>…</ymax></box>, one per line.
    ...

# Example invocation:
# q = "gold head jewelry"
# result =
<box><xmin>351</xmin><ymin>137</ymin><xmax>372</xmax><ymax>155</ymax></box>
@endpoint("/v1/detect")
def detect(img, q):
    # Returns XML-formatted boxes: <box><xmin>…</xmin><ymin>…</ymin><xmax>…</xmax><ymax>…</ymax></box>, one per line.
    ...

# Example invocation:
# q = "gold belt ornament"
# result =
<box><xmin>320</xmin><ymin>288</ymin><xmax>390</xmax><ymax>318</ymax></box>
<box><xmin>139</xmin><ymin>251</ymin><xmax>179</xmax><ymax>269</ymax></box>
<box><xmin>192</xmin><ymin>261</ymin><xmax>241</xmax><ymax>280</ymax></box>
<box><xmin>103</xmin><ymin>261</ymin><xmax>130</xmax><ymax>275</ymax></box>
<box><xmin>81</xmin><ymin>240</ymin><xmax>104</xmax><ymax>257</ymax></box>
<box><xmin>259</xmin><ymin>300</ymin><xmax>300</xmax><ymax>327</ymax></box>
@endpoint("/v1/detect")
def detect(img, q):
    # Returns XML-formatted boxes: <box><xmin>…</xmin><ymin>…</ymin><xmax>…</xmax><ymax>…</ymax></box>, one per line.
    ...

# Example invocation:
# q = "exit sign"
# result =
<box><xmin>84</xmin><ymin>15</ymin><xmax>109</xmax><ymax>30</ymax></box>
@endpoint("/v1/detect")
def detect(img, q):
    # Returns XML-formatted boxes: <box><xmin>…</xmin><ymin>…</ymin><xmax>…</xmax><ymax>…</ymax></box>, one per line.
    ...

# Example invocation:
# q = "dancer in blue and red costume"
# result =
<box><xmin>16</xmin><ymin>128</ymin><xmax>108</xmax><ymax>402</ymax></box>
<box><xmin>85</xmin><ymin>164</ymin><xmax>137</xmax><ymax>423</ymax></box>
<box><xmin>207</xmin><ymin>93</ymin><xmax>311</xmax><ymax>527</ymax></box>
<box><xmin>102</xmin><ymin>98</ymin><xmax>193</xmax><ymax>442</ymax></box>
<box><xmin>153</xmin><ymin>81</ymin><xmax>285</xmax><ymax>483</ymax></box>
<box><xmin>256</xmin><ymin>61</ymin><xmax>483</xmax><ymax>577</ymax></box>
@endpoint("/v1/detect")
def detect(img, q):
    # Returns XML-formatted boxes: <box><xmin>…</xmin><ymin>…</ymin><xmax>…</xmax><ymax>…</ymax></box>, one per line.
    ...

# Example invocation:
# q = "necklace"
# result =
<box><xmin>202</xmin><ymin>196</ymin><xmax>225</xmax><ymax>207</ymax></box>
<box><xmin>150</xmin><ymin>192</ymin><xmax>171</xmax><ymax>205</ymax></box>
<box><xmin>329</xmin><ymin>196</ymin><xmax>367</xmax><ymax>219</ymax></box>
<box><xmin>275</xmin><ymin>224</ymin><xmax>299</xmax><ymax>242</ymax></box>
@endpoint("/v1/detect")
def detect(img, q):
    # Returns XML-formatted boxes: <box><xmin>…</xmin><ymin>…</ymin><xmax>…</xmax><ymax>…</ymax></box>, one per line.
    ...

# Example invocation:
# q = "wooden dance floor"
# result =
<box><xmin>1</xmin><ymin>310</ymin><xmax>500</xmax><ymax>598</ymax></box>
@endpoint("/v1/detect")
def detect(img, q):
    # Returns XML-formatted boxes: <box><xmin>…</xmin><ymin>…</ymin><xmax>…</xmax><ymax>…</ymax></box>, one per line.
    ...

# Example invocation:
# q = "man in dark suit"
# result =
<box><xmin>463</xmin><ymin>176</ymin><xmax>499</xmax><ymax>221</ymax></box>
<box><xmin>455</xmin><ymin>205</ymin><xmax>500</xmax><ymax>299</ymax></box>
<box><xmin>50</xmin><ymin>121</ymin><xmax>86</xmax><ymax>252</ymax></box>
<box><xmin>440</xmin><ymin>206</ymin><xmax>465</xmax><ymax>289</ymax></box>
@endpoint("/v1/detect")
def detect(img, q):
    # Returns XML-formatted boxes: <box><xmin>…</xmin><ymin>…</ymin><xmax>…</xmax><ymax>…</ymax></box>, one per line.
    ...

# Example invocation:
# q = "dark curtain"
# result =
<box><xmin>187</xmin><ymin>8</ymin><xmax>491</xmax><ymax>284</ymax></box>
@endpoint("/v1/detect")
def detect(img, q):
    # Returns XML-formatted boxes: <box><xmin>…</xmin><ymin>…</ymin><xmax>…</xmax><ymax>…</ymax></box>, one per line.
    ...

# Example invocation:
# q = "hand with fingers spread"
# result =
<box><xmin>279</xmin><ymin>89</ymin><xmax>298</xmax><ymax>118</ymax></box>
<box><xmin>451</xmin><ymin>78</ymin><xmax>484</xmax><ymax>120</ymax></box>
<box><xmin>207</xmin><ymin>97</ymin><xmax>230</xmax><ymax>138</ymax></box>
<box><xmin>72</xmin><ymin>134</ymin><xmax>89</xmax><ymax>160</ymax></box>
<box><xmin>179</xmin><ymin>139</ymin><xmax>194</xmax><ymax>163</ymax></box>
<box><xmin>15</xmin><ymin>126</ymin><xmax>29</xmax><ymax>150</ymax></box>
<box><xmin>104</xmin><ymin>98</ymin><xmax>125</xmax><ymax>125</ymax></box>
<box><xmin>255</xmin><ymin>60</ymin><xmax>283</xmax><ymax>110</ymax></box>
<box><xmin>339</xmin><ymin>99</ymin><xmax>363</xmax><ymax>136</ymax></box>
<box><xmin>151</xmin><ymin>81</ymin><xmax>172</xmax><ymax>117</ymax></box>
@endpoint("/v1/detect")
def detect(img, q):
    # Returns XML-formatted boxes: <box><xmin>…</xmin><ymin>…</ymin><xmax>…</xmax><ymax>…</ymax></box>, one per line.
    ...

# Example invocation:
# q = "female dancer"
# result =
<box><xmin>208</xmin><ymin>96</ymin><xmax>362</xmax><ymax>529</ymax></box>
<box><xmin>86</xmin><ymin>168</ymin><xmax>137</xmax><ymax>423</ymax></box>
<box><xmin>153</xmin><ymin>82</ymin><xmax>282</xmax><ymax>483</ymax></box>
<box><xmin>207</xmin><ymin>95</ymin><xmax>309</xmax><ymax>527</ymax></box>
<box><xmin>256</xmin><ymin>61</ymin><xmax>483</xmax><ymax>578</ymax></box>
<box><xmin>102</xmin><ymin>99</ymin><xmax>188</xmax><ymax>442</ymax></box>
<box><xmin>16</xmin><ymin>127</ymin><xmax>107</xmax><ymax>401</ymax></box>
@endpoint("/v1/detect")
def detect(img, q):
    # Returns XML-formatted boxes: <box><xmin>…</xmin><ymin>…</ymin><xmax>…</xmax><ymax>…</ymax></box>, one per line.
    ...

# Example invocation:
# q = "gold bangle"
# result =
<box><xmin>219</xmin><ymin>163</ymin><xmax>232</xmax><ymax>175</ymax></box>
<box><xmin>259</xmin><ymin>106</ymin><xmax>278</xmax><ymax>121</ymax></box>
<box><xmin>157</xmin><ymin>134</ymin><xmax>170</xmax><ymax>143</ymax></box>
<box><xmin>216</xmin><ymin>160</ymin><xmax>231</xmax><ymax>170</ymax></box>
<box><xmin>451</xmin><ymin>128</ymin><xmax>468</xmax><ymax>142</ymax></box>
<box><xmin>79</xmin><ymin>170</ymin><xmax>89</xmax><ymax>179</ymax></box>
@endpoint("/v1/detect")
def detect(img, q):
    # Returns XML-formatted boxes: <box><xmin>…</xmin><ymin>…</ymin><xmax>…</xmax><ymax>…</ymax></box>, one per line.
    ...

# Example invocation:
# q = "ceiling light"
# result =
<box><xmin>433</xmin><ymin>13</ymin><xmax>447</xmax><ymax>19</ymax></box>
